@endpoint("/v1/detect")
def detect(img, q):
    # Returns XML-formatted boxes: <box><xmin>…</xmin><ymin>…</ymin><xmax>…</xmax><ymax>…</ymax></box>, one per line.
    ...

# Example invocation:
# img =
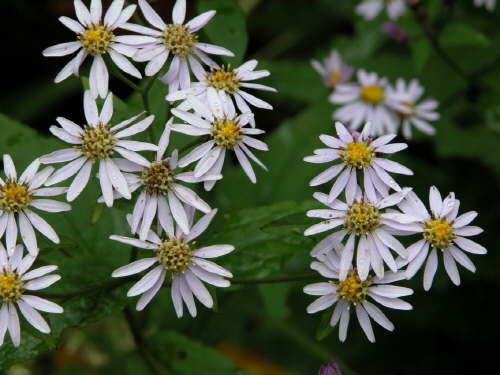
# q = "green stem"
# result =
<box><xmin>31</xmin><ymin>272</ymin><xmax>321</xmax><ymax>299</ymax></box>
<box><xmin>104</xmin><ymin>54</ymin><xmax>143</xmax><ymax>93</ymax></box>
<box><xmin>124</xmin><ymin>306</ymin><xmax>171</xmax><ymax>375</ymax></box>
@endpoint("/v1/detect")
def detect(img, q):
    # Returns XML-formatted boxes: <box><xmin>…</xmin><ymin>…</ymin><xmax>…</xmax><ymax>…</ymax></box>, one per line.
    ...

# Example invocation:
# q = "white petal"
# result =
<box><xmin>25</xmin><ymin>275</ymin><xmax>61</xmax><ymax>290</ymax></box>
<box><xmin>356</xmin><ymin>304</ymin><xmax>375</xmax><ymax>342</ymax></box>
<box><xmin>193</xmin><ymin>244</ymin><xmax>233</xmax><ymax>259</ymax></box>
<box><xmin>109</xmin><ymin>49</ymin><xmax>142</xmax><ymax>79</ymax></box>
<box><xmin>7</xmin><ymin>303</ymin><xmax>21</xmax><ymax>347</ymax></box>
<box><xmin>172</xmin><ymin>0</ymin><xmax>186</xmax><ymax>24</ymax></box>
<box><xmin>17</xmin><ymin>300</ymin><xmax>50</xmax><ymax>333</ymax></box>
<box><xmin>84</xmin><ymin>90</ymin><xmax>99</xmax><ymax>126</ymax></box>
<box><xmin>127</xmin><ymin>265</ymin><xmax>163</xmax><ymax>296</ymax></box>
<box><xmin>136</xmin><ymin>270</ymin><xmax>165</xmax><ymax>311</ymax></box>
<box><xmin>443</xmin><ymin>250</ymin><xmax>460</xmax><ymax>286</ymax></box>
<box><xmin>112</xmin><ymin>257</ymin><xmax>157</xmax><ymax>277</ymax></box>
<box><xmin>25</xmin><ymin>210</ymin><xmax>59</xmax><ymax>244</ymax></box>
<box><xmin>21</xmin><ymin>265</ymin><xmax>58</xmax><ymax>281</ymax></box>
<box><xmin>139</xmin><ymin>0</ymin><xmax>165</xmax><ymax>30</ymax></box>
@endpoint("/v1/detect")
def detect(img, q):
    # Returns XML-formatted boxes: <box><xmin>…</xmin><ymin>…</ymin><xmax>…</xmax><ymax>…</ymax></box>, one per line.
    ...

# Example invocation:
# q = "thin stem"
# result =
<box><xmin>31</xmin><ymin>272</ymin><xmax>321</xmax><ymax>299</ymax></box>
<box><xmin>104</xmin><ymin>54</ymin><xmax>143</xmax><ymax>93</ymax></box>
<box><xmin>124</xmin><ymin>306</ymin><xmax>171</xmax><ymax>375</ymax></box>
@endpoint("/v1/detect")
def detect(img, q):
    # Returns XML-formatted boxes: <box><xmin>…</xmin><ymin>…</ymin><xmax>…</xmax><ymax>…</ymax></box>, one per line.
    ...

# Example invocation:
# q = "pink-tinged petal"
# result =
<box><xmin>136</xmin><ymin>269</ymin><xmax>165</xmax><ymax>311</ymax></box>
<box><xmin>356</xmin><ymin>304</ymin><xmax>375</xmax><ymax>342</ymax></box>
<box><xmin>310</xmin><ymin>164</ymin><xmax>345</xmax><ymax>186</ymax></box>
<box><xmin>171</xmin><ymin>277</ymin><xmax>184</xmax><ymax>317</ymax></box>
<box><xmin>112</xmin><ymin>257</ymin><xmax>157</xmax><ymax>277</ymax></box>
<box><xmin>139</xmin><ymin>0</ymin><xmax>165</xmax><ymax>29</ymax></box>
<box><xmin>327</xmin><ymin>167</ymin><xmax>350</xmax><ymax>203</ymax></box>
<box><xmin>7</xmin><ymin>303</ymin><xmax>21</xmax><ymax>347</ymax></box>
<box><xmin>192</xmin><ymin>258</ymin><xmax>232</xmax><ymax>277</ymax></box>
<box><xmin>3</xmin><ymin>155</ymin><xmax>17</xmax><ymax>180</ymax></box>
<box><xmin>367</xmin><ymin>293</ymin><xmax>412</xmax><ymax>310</ymax></box>
<box><xmin>131</xmin><ymin>190</ymin><xmax>147</xmax><ymax>234</ymax></box>
<box><xmin>449</xmin><ymin>245</ymin><xmax>476</xmax><ymax>272</ymax></box>
<box><xmin>186</xmin><ymin>10</ymin><xmax>215</xmax><ymax>32</ymax></box>
<box><xmin>25</xmin><ymin>275</ymin><xmax>61</xmax><ymax>290</ymax></box>
<box><xmin>29</xmin><ymin>167</ymin><xmax>54</xmax><ymax>190</ymax></box>
<box><xmin>238</xmin><ymin>90</ymin><xmax>272</xmax><ymax>109</ymax></box>
<box><xmin>83</xmin><ymin>90</ymin><xmax>99</xmax><ymax>126</ymax></box>
<box><xmin>453</xmin><ymin>211</ymin><xmax>478</xmax><ymax>228</ymax></box>
<box><xmin>74</xmin><ymin>0</ymin><xmax>91</xmax><ymax>26</ymax></box>
<box><xmin>89</xmin><ymin>55</ymin><xmax>108</xmax><ymax>99</ymax></box>
<box><xmin>57</xmin><ymin>117</ymin><xmax>84</xmax><ymax>137</ymax></box>
<box><xmin>18</xmin><ymin>159</ymin><xmax>41</xmax><ymax>186</ymax></box>
<box><xmin>98</xmin><ymin>92</ymin><xmax>114</xmax><ymax>124</ymax></box>
<box><xmin>454</xmin><ymin>237</ymin><xmax>487</xmax><ymax>254</ymax></box>
<box><xmin>42</xmin><ymin>41</ymin><xmax>81</xmax><ymax>57</ymax></box>
<box><xmin>67</xmin><ymin>158</ymin><xmax>93</xmax><ymax>202</ymax></box>
<box><xmin>194</xmin><ymin>146</ymin><xmax>222</xmax><ymax>178</ymax></box>
<box><xmin>443</xmin><ymin>250</ymin><xmax>460</xmax><ymax>286</ymax></box>
<box><xmin>0</xmin><ymin>303</ymin><xmax>9</xmax><ymax>346</ymax></box>
<box><xmin>423</xmin><ymin>248</ymin><xmax>438</xmax><ymax>290</ymax></box>
<box><xmin>375</xmin><ymin>229</ymin><xmax>407</xmax><ymax>258</ymax></box>
<box><xmin>48</xmin><ymin>126</ymin><xmax>81</xmax><ymax>145</ymax></box>
<box><xmin>115</xmin><ymin>4</ymin><xmax>137</xmax><ymax>25</ymax></box>
<box><xmin>375</xmin><ymin>143</ymin><xmax>407</xmax><ymax>154</ymax></box>
<box><xmin>189</xmin><ymin>266</ymin><xmax>230</xmax><ymax>287</ymax></box>
<box><xmin>453</xmin><ymin>226</ymin><xmax>482</xmax><ymax>236</ymax></box>
<box><xmin>9</xmin><ymin>244</ymin><xmax>24</xmax><ymax>271</ymax></box>
<box><xmin>338</xmin><ymin>301</ymin><xmax>350</xmax><ymax>342</ymax></box>
<box><xmin>19</xmin><ymin>212</ymin><xmax>38</xmax><ymax>257</ymax></box>
<box><xmin>195</xmin><ymin>43</ymin><xmax>234</xmax><ymax>56</ymax></box>
<box><xmin>371</xmin><ymin>233</ymin><xmax>397</xmax><ymax>273</ymax></box>
<box><xmin>110</xmin><ymin>234</ymin><xmax>158</xmax><ymax>249</ymax></box>
<box><xmin>20</xmin><ymin>295</ymin><xmax>63</xmax><ymax>313</ymax></box>
<box><xmin>17</xmin><ymin>300</ymin><xmax>50</xmax><ymax>333</ymax></box>
<box><xmin>193</xmin><ymin>244</ymin><xmax>233</xmax><ymax>259</ymax></box>
<box><xmin>173</xmin><ymin>184</ymin><xmax>210</xmax><ymax>213</ymax></box>
<box><xmin>338</xmin><ymin>233</ymin><xmax>355</xmax><ymax>281</ymax></box>
<box><xmin>371</xmin><ymin>163</ymin><xmax>401</xmax><ymax>192</ymax></box>
<box><xmin>344</xmin><ymin>168</ymin><xmax>357</xmax><ymax>204</ymax></box>
<box><xmin>239</xmin><ymin>143</ymin><xmax>267</xmax><ymax>171</ymax></box>
<box><xmin>6</xmin><ymin>213</ymin><xmax>18</xmax><ymax>255</ymax></box>
<box><xmin>110</xmin><ymin>112</ymin><xmax>145</xmax><ymax>132</ymax></box>
<box><xmin>169</xmin><ymin>124</ymin><xmax>209</xmax><ymax>136</ymax></box>
<box><xmin>428</xmin><ymin>186</ymin><xmax>443</xmax><ymax>216</ymax></box>
<box><xmin>53</xmin><ymin>52</ymin><xmax>84</xmax><ymax>83</ymax></box>
<box><xmin>116</xmin><ymin>140</ymin><xmax>159</xmax><ymax>153</ymax></box>
<box><xmin>405</xmin><ymin>241</ymin><xmax>429</xmax><ymax>279</ymax></box>
<box><xmin>24</xmin><ymin>210</ymin><xmax>59</xmax><ymax>244</ymax></box>
<box><xmin>113</xmin><ymin>147</ymin><xmax>151</xmax><ymax>168</ymax></box>
<box><xmin>240</xmin><ymin>83</ymin><xmax>277</xmax><ymax>92</ymax></box>
<box><xmin>440</xmin><ymin>192</ymin><xmax>455</xmax><ymax>217</ymax></box>
<box><xmin>44</xmin><ymin>156</ymin><xmax>86</xmax><ymax>186</ymax></box>
<box><xmin>105</xmin><ymin>158</ymin><xmax>131</xmax><ymax>199</ymax></box>
<box><xmin>138</xmin><ymin>194</ymin><xmax>158</xmax><ymax>241</ymax></box>
<box><xmin>184</xmin><ymin>209</ymin><xmax>216</xmax><ymax>243</ymax></box>
<box><xmin>40</xmin><ymin>149</ymin><xmax>81</xmax><ymax>164</ymax></box>
<box><xmin>178</xmin><ymin>275</ymin><xmax>196</xmax><ymax>317</ymax></box>
<box><xmin>156</xmin><ymin>196</ymin><xmax>174</xmax><ymax>236</ymax></box>
<box><xmin>127</xmin><ymin>265</ymin><xmax>163</xmax><ymax>297</ymax></box>
<box><xmin>108</xmin><ymin>49</ymin><xmax>142</xmax><ymax>79</ymax></box>
<box><xmin>145</xmin><ymin>49</ymin><xmax>169</xmax><ymax>76</ymax></box>
<box><xmin>306</xmin><ymin>293</ymin><xmax>336</xmax><ymax>314</ymax></box>
<box><xmin>364</xmin><ymin>301</ymin><xmax>393</xmax><ymax>331</ymax></box>
<box><xmin>357</xmin><ymin>235</ymin><xmax>371</xmax><ymax>281</ymax></box>
<box><xmin>21</xmin><ymin>265</ymin><xmax>58</xmax><ymax>281</ymax></box>
<box><xmin>373</xmin><ymin>158</ymin><xmax>412</xmax><ymax>175</ymax></box>
<box><xmin>304</xmin><ymin>282</ymin><xmax>337</xmax><ymax>296</ymax></box>
<box><xmin>104</xmin><ymin>0</ymin><xmax>124</xmax><ymax>25</ymax></box>
<box><xmin>172</xmin><ymin>0</ymin><xmax>186</xmax><ymax>24</ymax></box>
<box><xmin>171</xmin><ymin>108</ymin><xmax>211</xmax><ymax>129</ymax></box>
<box><xmin>99</xmin><ymin>159</ymin><xmax>113</xmax><ymax>207</ymax></box>
<box><xmin>369</xmin><ymin>285</ymin><xmax>413</xmax><ymax>298</ymax></box>
<box><xmin>160</xmin><ymin>55</ymin><xmax>180</xmax><ymax>84</ymax></box>
<box><xmin>89</xmin><ymin>0</ymin><xmax>102</xmax><ymax>24</ymax></box>
<box><xmin>178</xmin><ymin>141</ymin><xmax>215</xmax><ymax>168</ymax></box>
<box><xmin>29</xmin><ymin>199</ymin><xmax>71</xmax><ymax>213</ymax></box>
<box><xmin>303</xmin><ymin>219</ymin><xmax>343</xmax><ymax>236</ymax></box>
<box><xmin>234</xmin><ymin>146</ymin><xmax>256</xmax><ymax>183</ymax></box>
<box><xmin>168</xmin><ymin>191</ymin><xmax>190</xmax><ymax>234</ymax></box>
<box><xmin>185</xmin><ymin>269</ymin><xmax>213</xmax><ymax>308</ymax></box>
<box><xmin>59</xmin><ymin>16</ymin><xmax>85</xmax><ymax>33</ymax></box>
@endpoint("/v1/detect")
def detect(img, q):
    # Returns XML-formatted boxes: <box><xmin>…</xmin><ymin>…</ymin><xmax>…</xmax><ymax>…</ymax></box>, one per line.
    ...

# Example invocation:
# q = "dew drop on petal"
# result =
<box><xmin>447</xmin><ymin>201</ymin><xmax>454</xmax><ymax>207</ymax></box>
<box><xmin>388</xmin><ymin>179</ymin><xmax>395</xmax><ymax>184</ymax></box>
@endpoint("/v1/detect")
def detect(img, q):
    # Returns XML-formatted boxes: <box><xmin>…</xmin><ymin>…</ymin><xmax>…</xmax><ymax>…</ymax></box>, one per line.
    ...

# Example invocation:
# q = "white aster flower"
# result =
<box><xmin>330</xmin><ymin>69</ymin><xmax>406</xmax><ymax>137</ymax></box>
<box><xmin>0</xmin><ymin>155</ymin><xmax>71</xmax><ymax>256</ymax></box>
<box><xmin>355</xmin><ymin>0</ymin><xmax>406</xmax><ymax>21</ymax></box>
<box><xmin>474</xmin><ymin>0</ymin><xmax>496</xmax><ymax>11</ymax></box>
<box><xmin>386</xmin><ymin>78</ymin><xmax>439</xmax><ymax>139</ymax></box>
<box><xmin>0</xmin><ymin>243</ymin><xmax>64</xmax><ymax>347</ymax></box>
<box><xmin>170</xmin><ymin>88</ymin><xmax>268</xmax><ymax>190</ymax></box>
<box><xmin>121</xmin><ymin>0</ymin><xmax>233</xmax><ymax>96</ymax></box>
<box><xmin>311</xmin><ymin>49</ymin><xmax>354</xmax><ymax>89</ymax></box>
<box><xmin>40</xmin><ymin>91</ymin><xmax>159</xmax><ymax>207</ymax></box>
<box><xmin>304</xmin><ymin>252</ymin><xmax>412</xmax><ymax>342</ymax></box>
<box><xmin>42</xmin><ymin>0</ymin><xmax>155</xmax><ymax>99</ymax></box>
<box><xmin>305</xmin><ymin>187</ymin><xmax>414</xmax><ymax>280</ymax></box>
<box><xmin>395</xmin><ymin>187</ymin><xmax>487</xmax><ymax>290</ymax></box>
<box><xmin>166</xmin><ymin>59</ymin><xmax>276</xmax><ymax>127</ymax></box>
<box><xmin>110</xmin><ymin>208</ymin><xmax>234</xmax><ymax>317</ymax></box>
<box><xmin>99</xmin><ymin>123</ymin><xmax>220</xmax><ymax>239</ymax></box>
<box><xmin>304</xmin><ymin>121</ymin><xmax>412</xmax><ymax>203</ymax></box>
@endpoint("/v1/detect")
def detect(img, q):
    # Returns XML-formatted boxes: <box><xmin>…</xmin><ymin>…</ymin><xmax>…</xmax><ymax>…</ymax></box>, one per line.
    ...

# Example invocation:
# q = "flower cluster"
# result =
<box><xmin>303</xmin><ymin>119</ymin><xmax>486</xmax><ymax>341</ymax></box>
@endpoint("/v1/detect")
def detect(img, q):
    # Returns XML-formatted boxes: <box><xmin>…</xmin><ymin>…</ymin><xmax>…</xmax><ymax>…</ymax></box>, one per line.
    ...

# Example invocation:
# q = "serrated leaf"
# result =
<box><xmin>439</xmin><ymin>22</ymin><xmax>490</xmax><ymax>47</ymax></box>
<box><xmin>197</xmin><ymin>0</ymin><xmax>248</xmax><ymax>66</ymax></box>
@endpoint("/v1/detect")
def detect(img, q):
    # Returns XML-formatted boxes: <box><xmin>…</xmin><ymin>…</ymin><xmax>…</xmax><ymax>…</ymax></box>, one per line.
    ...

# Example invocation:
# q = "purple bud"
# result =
<box><xmin>380</xmin><ymin>21</ymin><xmax>408</xmax><ymax>43</ymax></box>
<box><xmin>318</xmin><ymin>358</ymin><xmax>342</xmax><ymax>375</ymax></box>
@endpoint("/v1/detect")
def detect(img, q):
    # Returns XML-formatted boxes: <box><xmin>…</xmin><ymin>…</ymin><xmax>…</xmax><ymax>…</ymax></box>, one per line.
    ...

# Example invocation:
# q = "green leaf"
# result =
<box><xmin>315</xmin><ymin>306</ymin><xmax>335</xmax><ymax>341</ymax></box>
<box><xmin>0</xmin><ymin>334</ymin><xmax>51</xmax><ymax>370</ymax></box>
<box><xmin>261</xmin><ymin>212</ymin><xmax>320</xmax><ymax>236</ymax></box>
<box><xmin>439</xmin><ymin>22</ymin><xmax>490</xmax><ymax>48</ymax></box>
<box><xmin>410</xmin><ymin>37</ymin><xmax>432</xmax><ymax>73</ymax></box>
<box><xmin>197</xmin><ymin>0</ymin><xmax>248</xmax><ymax>66</ymax></box>
<box><xmin>210</xmin><ymin>201</ymin><xmax>319</xmax><ymax>279</ymax></box>
<box><xmin>148</xmin><ymin>330</ymin><xmax>250</xmax><ymax>375</ymax></box>
<box><xmin>258</xmin><ymin>283</ymin><xmax>290</xmax><ymax>320</ymax></box>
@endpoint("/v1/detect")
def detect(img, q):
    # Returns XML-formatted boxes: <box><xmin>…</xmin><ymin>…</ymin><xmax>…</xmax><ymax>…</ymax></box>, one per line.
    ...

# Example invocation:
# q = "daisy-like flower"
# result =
<box><xmin>395</xmin><ymin>187</ymin><xmax>487</xmax><ymax>290</ymax></box>
<box><xmin>99</xmin><ymin>123</ymin><xmax>220</xmax><ymax>239</ymax></box>
<box><xmin>110</xmin><ymin>208</ymin><xmax>234</xmax><ymax>317</ymax></box>
<box><xmin>169</xmin><ymin>88</ymin><xmax>268</xmax><ymax>190</ymax></box>
<box><xmin>330</xmin><ymin>69</ymin><xmax>406</xmax><ymax>136</ymax></box>
<box><xmin>304</xmin><ymin>251</ymin><xmax>412</xmax><ymax>342</ymax></box>
<box><xmin>304</xmin><ymin>121</ymin><xmax>412</xmax><ymax>203</ymax></box>
<box><xmin>0</xmin><ymin>243</ymin><xmax>64</xmax><ymax>347</ymax></box>
<box><xmin>305</xmin><ymin>187</ymin><xmax>414</xmax><ymax>281</ymax></box>
<box><xmin>474</xmin><ymin>0</ymin><xmax>496</xmax><ymax>11</ymax></box>
<box><xmin>318</xmin><ymin>359</ymin><xmax>343</xmax><ymax>375</ymax></box>
<box><xmin>386</xmin><ymin>78</ymin><xmax>439</xmax><ymax>139</ymax></box>
<box><xmin>355</xmin><ymin>0</ymin><xmax>406</xmax><ymax>21</ymax></box>
<box><xmin>0</xmin><ymin>155</ymin><xmax>71</xmax><ymax>256</ymax></box>
<box><xmin>311</xmin><ymin>49</ymin><xmax>354</xmax><ymax>89</ymax></box>
<box><xmin>166</xmin><ymin>59</ymin><xmax>276</xmax><ymax>127</ymax></box>
<box><xmin>40</xmin><ymin>91</ymin><xmax>159</xmax><ymax>207</ymax></box>
<box><xmin>121</xmin><ymin>0</ymin><xmax>233</xmax><ymax>96</ymax></box>
<box><xmin>380</xmin><ymin>21</ymin><xmax>408</xmax><ymax>43</ymax></box>
<box><xmin>42</xmin><ymin>0</ymin><xmax>156</xmax><ymax>99</ymax></box>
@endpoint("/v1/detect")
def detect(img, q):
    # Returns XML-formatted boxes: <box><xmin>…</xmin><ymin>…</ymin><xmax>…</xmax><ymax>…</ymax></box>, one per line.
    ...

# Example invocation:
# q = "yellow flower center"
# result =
<box><xmin>79</xmin><ymin>123</ymin><xmax>117</xmax><ymax>161</ymax></box>
<box><xmin>344</xmin><ymin>199</ymin><xmax>381</xmax><ymax>235</ymax></box>
<box><xmin>339</xmin><ymin>141</ymin><xmax>374</xmax><ymax>168</ymax></box>
<box><xmin>161</xmin><ymin>24</ymin><xmax>198</xmax><ymax>59</ymax></box>
<box><xmin>205</xmin><ymin>65</ymin><xmax>241</xmax><ymax>94</ymax></box>
<box><xmin>423</xmin><ymin>217</ymin><xmax>454</xmax><ymax>249</ymax></box>
<box><xmin>330</xmin><ymin>71</ymin><xmax>341</xmax><ymax>86</ymax></box>
<box><xmin>210</xmin><ymin>117</ymin><xmax>242</xmax><ymax>148</ymax></box>
<box><xmin>156</xmin><ymin>236</ymin><xmax>195</xmax><ymax>276</ymax></box>
<box><xmin>141</xmin><ymin>160</ymin><xmax>176</xmax><ymax>196</ymax></box>
<box><xmin>333</xmin><ymin>269</ymin><xmax>372</xmax><ymax>305</ymax></box>
<box><xmin>78</xmin><ymin>24</ymin><xmax>115</xmax><ymax>56</ymax></box>
<box><xmin>0</xmin><ymin>270</ymin><xmax>25</xmax><ymax>303</ymax></box>
<box><xmin>361</xmin><ymin>84</ymin><xmax>384</xmax><ymax>104</ymax></box>
<box><xmin>0</xmin><ymin>180</ymin><xmax>33</xmax><ymax>213</ymax></box>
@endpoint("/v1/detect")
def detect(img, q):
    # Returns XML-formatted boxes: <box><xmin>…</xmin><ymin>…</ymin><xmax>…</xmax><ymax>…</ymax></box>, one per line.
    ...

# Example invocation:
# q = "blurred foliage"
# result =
<box><xmin>1</xmin><ymin>0</ymin><xmax>500</xmax><ymax>374</ymax></box>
